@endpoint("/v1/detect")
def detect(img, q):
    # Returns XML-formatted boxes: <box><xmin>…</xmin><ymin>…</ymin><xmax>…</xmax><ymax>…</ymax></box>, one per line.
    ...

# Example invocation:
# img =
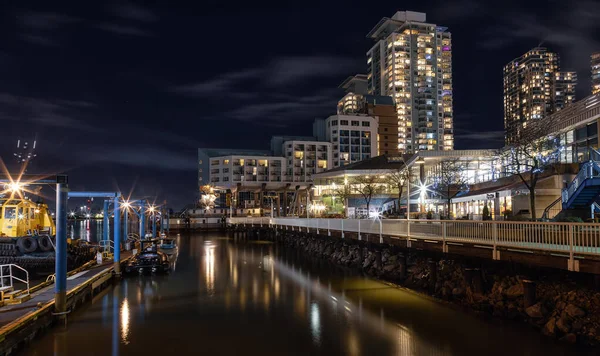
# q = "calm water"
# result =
<box><xmin>23</xmin><ymin>232</ymin><xmax>591</xmax><ymax>356</ymax></box>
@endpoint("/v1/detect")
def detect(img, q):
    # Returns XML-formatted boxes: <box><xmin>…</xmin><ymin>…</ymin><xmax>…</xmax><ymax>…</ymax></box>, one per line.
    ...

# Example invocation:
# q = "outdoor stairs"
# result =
<box><xmin>0</xmin><ymin>286</ymin><xmax>31</xmax><ymax>305</ymax></box>
<box><xmin>560</xmin><ymin>150</ymin><xmax>600</xmax><ymax>219</ymax></box>
<box><xmin>563</xmin><ymin>180</ymin><xmax>600</xmax><ymax>210</ymax></box>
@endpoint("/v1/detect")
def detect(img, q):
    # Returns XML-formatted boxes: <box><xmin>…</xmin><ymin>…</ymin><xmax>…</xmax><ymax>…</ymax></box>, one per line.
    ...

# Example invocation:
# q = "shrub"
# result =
<box><xmin>557</xmin><ymin>216</ymin><xmax>584</xmax><ymax>223</ymax></box>
<box><xmin>482</xmin><ymin>204</ymin><xmax>491</xmax><ymax>221</ymax></box>
<box><xmin>426</xmin><ymin>210</ymin><xmax>433</xmax><ymax>219</ymax></box>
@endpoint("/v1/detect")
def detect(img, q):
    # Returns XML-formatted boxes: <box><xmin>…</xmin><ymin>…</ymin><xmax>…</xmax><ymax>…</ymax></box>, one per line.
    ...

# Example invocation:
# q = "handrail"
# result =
<box><xmin>562</xmin><ymin>159</ymin><xmax>600</xmax><ymax>204</ymax></box>
<box><xmin>230</xmin><ymin>217</ymin><xmax>600</xmax><ymax>263</ymax></box>
<box><xmin>542</xmin><ymin>197</ymin><xmax>562</xmax><ymax>220</ymax></box>
<box><xmin>0</xmin><ymin>264</ymin><xmax>30</xmax><ymax>296</ymax></box>
<box><xmin>98</xmin><ymin>240</ymin><xmax>114</xmax><ymax>253</ymax></box>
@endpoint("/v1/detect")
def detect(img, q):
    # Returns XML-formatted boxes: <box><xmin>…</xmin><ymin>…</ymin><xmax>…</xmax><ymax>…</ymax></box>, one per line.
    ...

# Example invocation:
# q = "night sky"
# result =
<box><xmin>0</xmin><ymin>0</ymin><xmax>598</xmax><ymax>210</ymax></box>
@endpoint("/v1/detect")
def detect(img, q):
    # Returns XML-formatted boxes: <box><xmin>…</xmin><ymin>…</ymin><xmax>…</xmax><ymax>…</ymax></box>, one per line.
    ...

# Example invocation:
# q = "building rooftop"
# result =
<box><xmin>198</xmin><ymin>148</ymin><xmax>271</xmax><ymax>157</ymax></box>
<box><xmin>366</xmin><ymin>11</ymin><xmax>428</xmax><ymax>40</ymax></box>
<box><xmin>313</xmin><ymin>154</ymin><xmax>412</xmax><ymax>179</ymax></box>
<box><xmin>339</xmin><ymin>74</ymin><xmax>368</xmax><ymax>91</ymax></box>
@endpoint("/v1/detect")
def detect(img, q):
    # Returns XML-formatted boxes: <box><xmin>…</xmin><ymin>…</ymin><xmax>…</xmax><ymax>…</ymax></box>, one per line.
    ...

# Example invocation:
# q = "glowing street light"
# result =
<box><xmin>7</xmin><ymin>182</ymin><xmax>22</xmax><ymax>192</ymax></box>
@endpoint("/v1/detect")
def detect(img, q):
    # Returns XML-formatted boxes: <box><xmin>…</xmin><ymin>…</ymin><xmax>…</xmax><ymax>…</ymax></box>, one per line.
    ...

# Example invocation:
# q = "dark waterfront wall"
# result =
<box><xmin>233</xmin><ymin>226</ymin><xmax>600</xmax><ymax>346</ymax></box>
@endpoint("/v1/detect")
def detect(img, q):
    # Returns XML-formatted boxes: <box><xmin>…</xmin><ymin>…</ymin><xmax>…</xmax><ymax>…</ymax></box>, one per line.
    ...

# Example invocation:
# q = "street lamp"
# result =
<box><xmin>7</xmin><ymin>182</ymin><xmax>22</xmax><ymax>193</ymax></box>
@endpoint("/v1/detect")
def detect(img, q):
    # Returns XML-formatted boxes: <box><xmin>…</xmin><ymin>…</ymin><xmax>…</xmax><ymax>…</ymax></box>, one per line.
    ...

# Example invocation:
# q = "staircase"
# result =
<box><xmin>561</xmin><ymin>149</ymin><xmax>600</xmax><ymax>219</ymax></box>
<box><xmin>0</xmin><ymin>264</ymin><xmax>31</xmax><ymax>306</ymax></box>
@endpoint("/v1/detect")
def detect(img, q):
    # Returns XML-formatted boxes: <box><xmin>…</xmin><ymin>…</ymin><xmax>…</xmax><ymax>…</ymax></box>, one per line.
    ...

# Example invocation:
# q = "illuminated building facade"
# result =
<box><xmin>503</xmin><ymin>47</ymin><xmax>577</xmax><ymax>145</ymax></box>
<box><xmin>592</xmin><ymin>52</ymin><xmax>600</xmax><ymax>95</ymax></box>
<box><xmin>323</xmin><ymin>115</ymin><xmax>378</xmax><ymax>167</ymax></box>
<box><xmin>366</xmin><ymin>11</ymin><xmax>453</xmax><ymax>153</ymax></box>
<box><xmin>337</xmin><ymin>76</ymin><xmax>398</xmax><ymax>156</ymax></box>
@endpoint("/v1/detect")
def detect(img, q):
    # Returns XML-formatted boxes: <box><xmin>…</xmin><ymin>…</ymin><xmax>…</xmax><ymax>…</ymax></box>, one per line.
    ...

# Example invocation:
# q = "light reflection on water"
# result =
<box><xmin>24</xmin><ymin>233</ymin><xmax>595</xmax><ymax>356</ymax></box>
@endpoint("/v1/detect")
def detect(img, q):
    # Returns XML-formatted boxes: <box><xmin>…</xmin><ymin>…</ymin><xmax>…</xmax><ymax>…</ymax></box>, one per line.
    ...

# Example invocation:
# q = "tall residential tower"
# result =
<box><xmin>592</xmin><ymin>52</ymin><xmax>600</xmax><ymax>95</ymax></box>
<box><xmin>503</xmin><ymin>47</ymin><xmax>577</xmax><ymax>145</ymax></box>
<box><xmin>366</xmin><ymin>11</ymin><xmax>453</xmax><ymax>153</ymax></box>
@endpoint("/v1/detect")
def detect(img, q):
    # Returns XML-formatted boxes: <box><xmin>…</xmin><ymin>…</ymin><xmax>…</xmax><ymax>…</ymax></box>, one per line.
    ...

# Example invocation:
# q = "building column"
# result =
<box><xmin>276</xmin><ymin>193</ymin><xmax>281</xmax><ymax>217</ymax></box>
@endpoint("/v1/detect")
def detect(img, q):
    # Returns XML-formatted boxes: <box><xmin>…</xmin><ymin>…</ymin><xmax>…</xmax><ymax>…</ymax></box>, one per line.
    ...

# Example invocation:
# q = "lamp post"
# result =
<box><xmin>406</xmin><ymin>179</ymin><xmax>410</xmax><ymax>220</ymax></box>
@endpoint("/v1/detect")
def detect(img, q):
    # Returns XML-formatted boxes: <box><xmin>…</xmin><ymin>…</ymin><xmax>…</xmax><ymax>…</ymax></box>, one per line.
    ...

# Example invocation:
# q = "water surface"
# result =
<box><xmin>24</xmin><ymin>232</ymin><xmax>592</xmax><ymax>355</ymax></box>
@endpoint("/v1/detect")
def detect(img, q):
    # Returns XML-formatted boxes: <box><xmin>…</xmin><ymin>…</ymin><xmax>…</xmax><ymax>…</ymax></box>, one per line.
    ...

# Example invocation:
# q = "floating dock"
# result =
<box><xmin>0</xmin><ymin>251</ymin><xmax>133</xmax><ymax>355</ymax></box>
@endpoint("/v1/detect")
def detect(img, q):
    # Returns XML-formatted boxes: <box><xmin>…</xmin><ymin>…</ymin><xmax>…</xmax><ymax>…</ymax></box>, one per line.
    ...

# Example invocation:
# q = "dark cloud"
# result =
<box><xmin>19</xmin><ymin>34</ymin><xmax>58</xmax><ymax>46</ymax></box>
<box><xmin>95</xmin><ymin>23</ymin><xmax>152</xmax><ymax>37</ymax></box>
<box><xmin>266</xmin><ymin>55</ymin><xmax>358</xmax><ymax>86</ymax></box>
<box><xmin>83</xmin><ymin>146</ymin><xmax>196</xmax><ymax>171</ymax></box>
<box><xmin>18</xmin><ymin>12</ymin><xmax>78</xmax><ymax>30</ymax></box>
<box><xmin>169</xmin><ymin>69</ymin><xmax>262</xmax><ymax>97</ymax></box>
<box><xmin>0</xmin><ymin>93</ymin><xmax>100</xmax><ymax>131</ymax></box>
<box><xmin>170</xmin><ymin>55</ymin><xmax>357</xmax><ymax>99</ymax></box>
<box><xmin>112</xmin><ymin>3</ymin><xmax>158</xmax><ymax>22</ymax></box>
<box><xmin>225</xmin><ymin>90</ymin><xmax>339</xmax><ymax>126</ymax></box>
<box><xmin>477</xmin><ymin>1</ymin><xmax>600</xmax><ymax>75</ymax></box>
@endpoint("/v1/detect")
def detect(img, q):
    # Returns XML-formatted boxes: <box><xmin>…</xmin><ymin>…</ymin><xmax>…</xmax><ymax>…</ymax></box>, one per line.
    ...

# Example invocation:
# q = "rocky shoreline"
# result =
<box><xmin>275</xmin><ymin>229</ymin><xmax>600</xmax><ymax>346</ymax></box>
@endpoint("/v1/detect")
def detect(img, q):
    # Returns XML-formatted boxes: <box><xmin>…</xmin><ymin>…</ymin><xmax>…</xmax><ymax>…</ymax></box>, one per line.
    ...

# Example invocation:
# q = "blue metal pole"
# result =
<box><xmin>140</xmin><ymin>201</ymin><xmax>146</xmax><ymax>239</ymax></box>
<box><xmin>55</xmin><ymin>183</ymin><xmax>68</xmax><ymax>314</ymax></box>
<box><xmin>103</xmin><ymin>200</ymin><xmax>109</xmax><ymax>242</ymax></box>
<box><xmin>113</xmin><ymin>196</ymin><xmax>121</xmax><ymax>274</ymax></box>
<box><xmin>152</xmin><ymin>212</ymin><xmax>156</xmax><ymax>238</ymax></box>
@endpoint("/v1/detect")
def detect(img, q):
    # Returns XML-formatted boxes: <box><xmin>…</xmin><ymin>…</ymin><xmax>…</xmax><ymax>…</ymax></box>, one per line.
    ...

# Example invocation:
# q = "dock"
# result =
<box><xmin>0</xmin><ymin>251</ymin><xmax>133</xmax><ymax>355</ymax></box>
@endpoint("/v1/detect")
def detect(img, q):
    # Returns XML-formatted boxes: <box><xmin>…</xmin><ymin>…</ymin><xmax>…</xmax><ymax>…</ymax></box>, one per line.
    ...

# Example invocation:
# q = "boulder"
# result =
<box><xmin>505</xmin><ymin>283</ymin><xmax>524</xmax><ymax>299</ymax></box>
<box><xmin>452</xmin><ymin>287</ymin><xmax>465</xmax><ymax>297</ymax></box>
<box><xmin>556</xmin><ymin>316</ymin><xmax>571</xmax><ymax>334</ymax></box>
<box><xmin>543</xmin><ymin>318</ymin><xmax>556</xmax><ymax>337</ymax></box>
<box><xmin>525</xmin><ymin>303</ymin><xmax>544</xmax><ymax>319</ymax></box>
<box><xmin>571</xmin><ymin>320</ymin><xmax>583</xmax><ymax>333</ymax></box>
<box><xmin>560</xmin><ymin>333</ymin><xmax>577</xmax><ymax>344</ymax></box>
<box><xmin>565</xmin><ymin>304</ymin><xmax>585</xmax><ymax>318</ymax></box>
<box><xmin>383</xmin><ymin>264</ymin><xmax>396</xmax><ymax>272</ymax></box>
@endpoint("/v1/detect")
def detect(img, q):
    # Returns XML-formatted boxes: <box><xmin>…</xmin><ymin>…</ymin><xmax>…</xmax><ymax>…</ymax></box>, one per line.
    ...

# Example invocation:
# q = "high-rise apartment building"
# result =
<box><xmin>503</xmin><ymin>47</ymin><xmax>577</xmax><ymax>145</ymax></box>
<box><xmin>592</xmin><ymin>52</ymin><xmax>600</xmax><ymax>95</ymax></box>
<box><xmin>337</xmin><ymin>77</ymin><xmax>398</xmax><ymax>156</ymax></box>
<box><xmin>366</xmin><ymin>11</ymin><xmax>453</xmax><ymax>153</ymax></box>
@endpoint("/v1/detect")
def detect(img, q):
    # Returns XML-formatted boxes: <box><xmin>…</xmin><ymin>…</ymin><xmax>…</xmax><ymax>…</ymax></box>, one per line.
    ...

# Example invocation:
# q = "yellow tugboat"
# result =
<box><xmin>0</xmin><ymin>196</ymin><xmax>55</xmax><ymax>253</ymax></box>
<box><xmin>0</xmin><ymin>194</ymin><xmax>96</xmax><ymax>275</ymax></box>
<box><xmin>0</xmin><ymin>139</ymin><xmax>96</xmax><ymax>274</ymax></box>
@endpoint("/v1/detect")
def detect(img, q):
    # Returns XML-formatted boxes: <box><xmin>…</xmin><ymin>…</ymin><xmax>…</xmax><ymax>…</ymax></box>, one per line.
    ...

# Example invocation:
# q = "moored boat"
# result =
<box><xmin>125</xmin><ymin>240</ymin><xmax>170</xmax><ymax>274</ymax></box>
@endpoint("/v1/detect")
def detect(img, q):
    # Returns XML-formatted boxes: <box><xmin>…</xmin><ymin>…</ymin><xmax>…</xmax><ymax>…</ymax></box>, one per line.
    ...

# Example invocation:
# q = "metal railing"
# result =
<box><xmin>99</xmin><ymin>240</ymin><xmax>114</xmax><ymax>253</ymax></box>
<box><xmin>229</xmin><ymin>217</ymin><xmax>600</xmax><ymax>267</ymax></box>
<box><xmin>0</xmin><ymin>264</ymin><xmax>30</xmax><ymax>295</ymax></box>
<box><xmin>542</xmin><ymin>197</ymin><xmax>562</xmax><ymax>220</ymax></box>
<box><xmin>562</xmin><ymin>148</ymin><xmax>600</xmax><ymax>205</ymax></box>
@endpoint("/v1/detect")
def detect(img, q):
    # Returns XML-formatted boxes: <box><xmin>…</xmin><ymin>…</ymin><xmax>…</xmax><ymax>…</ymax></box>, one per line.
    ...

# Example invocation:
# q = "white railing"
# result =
<box><xmin>0</xmin><ymin>264</ymin><xmax>30</xmax><ymax>295</ymax></box>
<box><xmin>99</xmin><ymin>240</ymin><xmax>114</xmax><ymax>253</ymax></box>
<box><xmin>229</xmin><ymin>217</ymin><xmax>600</xmax><ymax>259</ymax></box>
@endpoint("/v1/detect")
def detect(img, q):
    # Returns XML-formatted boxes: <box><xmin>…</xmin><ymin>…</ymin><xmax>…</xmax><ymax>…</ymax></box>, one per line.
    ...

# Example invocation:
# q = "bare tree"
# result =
<box><xmin>430</xmin><ymin>159</ymin><xmax>468</xmax><ymax>219</ymax></box>
<box><xmin>353</xmin><ymin>175</ymin><xmax>383</xmax><ymax>217</ymax></box>
<box><xmin>385</xmin><ymin>167</ymin><xmax>411</xmax><ymax>213</ymax></box>
<box><xmin>332</xmin><ymin>182</ymin><xmax>353</xmax><ymax>217</ymax></box>
<box><xmin>505</xmin><ymin>118</ymin><xmax>561</xmax><ymax>220</ymax></box>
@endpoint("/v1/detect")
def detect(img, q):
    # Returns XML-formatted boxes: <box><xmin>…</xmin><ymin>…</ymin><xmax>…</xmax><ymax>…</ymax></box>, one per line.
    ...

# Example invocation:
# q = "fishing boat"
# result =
<box><xmin>125</xmin><ymin>240</ymin><xmax>170</xmax><ymax>274</ymax></box>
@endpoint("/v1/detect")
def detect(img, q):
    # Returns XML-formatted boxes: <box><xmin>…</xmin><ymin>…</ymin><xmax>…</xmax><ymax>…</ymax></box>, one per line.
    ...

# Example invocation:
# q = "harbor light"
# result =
<box><xmin>8</xmin><ymin>182</ymin><xmax>22</xmax><ymax>192</ymax></box>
